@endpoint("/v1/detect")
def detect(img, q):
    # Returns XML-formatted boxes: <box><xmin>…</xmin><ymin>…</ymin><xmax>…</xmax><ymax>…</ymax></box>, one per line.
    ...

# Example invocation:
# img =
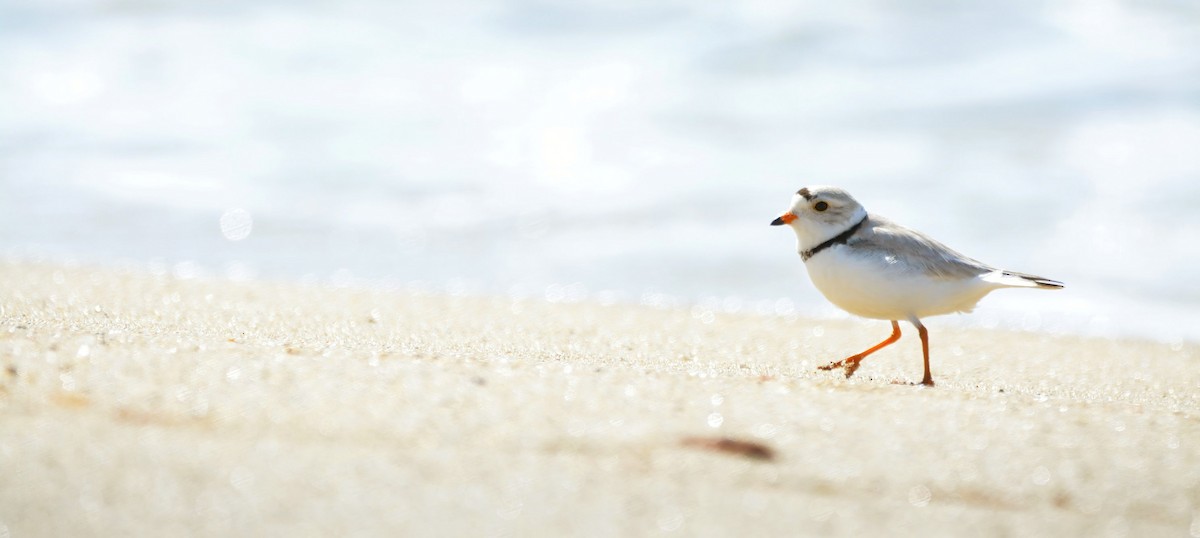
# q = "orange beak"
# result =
<box><xmin>770</xmin><ymin>212</ymin><xmax>797</xmax><ymax>226</ymax></box>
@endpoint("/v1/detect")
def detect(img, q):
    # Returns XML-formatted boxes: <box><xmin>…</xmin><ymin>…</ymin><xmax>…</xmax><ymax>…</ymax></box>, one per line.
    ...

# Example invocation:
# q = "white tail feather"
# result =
<box><xmin>981</xmin><ymin>270</ymin><xmax>1064</xmax><ymax>289</ymax></box>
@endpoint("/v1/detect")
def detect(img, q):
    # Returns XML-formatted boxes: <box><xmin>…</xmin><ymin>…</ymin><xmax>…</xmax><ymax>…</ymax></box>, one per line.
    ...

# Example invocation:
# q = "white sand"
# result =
<box><xmin>2</xmin><ymin>262</ymin><xmax>1198</xmax><ymax>536</ymax></box>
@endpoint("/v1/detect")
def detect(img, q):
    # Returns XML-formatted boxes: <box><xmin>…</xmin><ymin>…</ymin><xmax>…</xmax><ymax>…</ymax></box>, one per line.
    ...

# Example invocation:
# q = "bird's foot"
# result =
<box><xmin>891</xmin><ymin>378</ymin><xmax>935</xmax><ymax>387</ymax></box>
<box><xmin>818</xmin><ymin>357</ymin><xmax>862</xmax><ymax>378</ymax></box>
<box><xmin>816</xmin><ymin>360</ymin><xmax>844</xmax><ymax>371</ymax></box>
<box><xmin>842</xmin><ymin>360</ymin><xmax>861</xmax><ymax>378</ymax></box>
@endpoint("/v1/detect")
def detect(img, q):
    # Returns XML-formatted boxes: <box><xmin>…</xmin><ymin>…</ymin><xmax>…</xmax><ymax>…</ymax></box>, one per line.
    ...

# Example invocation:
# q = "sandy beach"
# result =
<box><xmin>1</xmin><ymin>261</ymin><xmax>1197</xmax><ymax>536</ymax></box>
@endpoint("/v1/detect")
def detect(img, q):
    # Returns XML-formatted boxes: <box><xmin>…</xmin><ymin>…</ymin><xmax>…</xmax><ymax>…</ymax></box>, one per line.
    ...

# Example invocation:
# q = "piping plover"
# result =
<box><xmin>771</xmin><ymin>186</ymin><xmax>1062</xmax><ymax>386</ymax></box>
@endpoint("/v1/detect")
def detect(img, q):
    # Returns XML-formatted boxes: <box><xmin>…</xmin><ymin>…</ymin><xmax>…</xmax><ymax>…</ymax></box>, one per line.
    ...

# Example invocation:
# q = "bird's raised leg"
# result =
<box><xmin>818</xmin><ymin>320</ymin><xmax>901</xmax><ymax>378</ymax></box>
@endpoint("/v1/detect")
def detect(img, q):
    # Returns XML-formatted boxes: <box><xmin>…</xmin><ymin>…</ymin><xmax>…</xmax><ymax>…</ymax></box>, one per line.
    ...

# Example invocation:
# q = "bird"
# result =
<box><xmin>770</xmin><ymin>186</ymin><xmax>1062</xmax><ymax>386</ymax></box>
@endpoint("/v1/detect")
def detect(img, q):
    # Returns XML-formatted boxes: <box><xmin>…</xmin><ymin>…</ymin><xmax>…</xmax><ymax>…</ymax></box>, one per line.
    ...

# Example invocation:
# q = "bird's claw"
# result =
<box><xmin>843</xmin><ymin>360</ymin><xmax>861</xmax><ymax>378</ymax></box>
<box><xmin>817</xmin><ymin>358</ymin><xmax>861</xmax><ymax>378</ymax></box>
<box><xmin>817</xmin><ymin>360</ymin><xmax>843</xmax><ymax>371</ymax></box>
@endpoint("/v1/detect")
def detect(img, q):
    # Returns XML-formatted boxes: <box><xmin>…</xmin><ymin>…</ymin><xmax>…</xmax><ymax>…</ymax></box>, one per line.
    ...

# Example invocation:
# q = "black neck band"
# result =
<box><xmin>801</xmin><ymin>216</ymin><xmax>867</xmax><ymax>262</ymax></box>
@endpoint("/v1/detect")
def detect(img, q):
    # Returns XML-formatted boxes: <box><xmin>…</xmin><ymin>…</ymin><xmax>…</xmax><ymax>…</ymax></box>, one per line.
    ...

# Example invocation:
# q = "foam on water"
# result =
<box><xmin>2</xmin><ymin>0</ymin><xmax>1198</xmax><ymax>342</ymax></box>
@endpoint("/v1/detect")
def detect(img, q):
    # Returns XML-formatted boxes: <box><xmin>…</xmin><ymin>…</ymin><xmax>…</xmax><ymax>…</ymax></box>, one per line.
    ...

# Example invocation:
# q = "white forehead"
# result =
<box><xmin>803</xmin><ymin>185</ymin><xmax>853</xmax><ymax>199</ymax></box>
<box><xmin>792</xmin><ymin>185</ymin><xmax>857</xmax><ymax>206</ymax></box>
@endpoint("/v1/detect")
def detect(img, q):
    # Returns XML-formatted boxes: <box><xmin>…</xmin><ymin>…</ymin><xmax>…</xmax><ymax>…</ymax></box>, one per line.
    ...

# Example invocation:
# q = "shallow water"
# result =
<box><xmin>2</xmin><ymin>0</ymin><xmax>1198</xmax><ymax>342</ymax></box>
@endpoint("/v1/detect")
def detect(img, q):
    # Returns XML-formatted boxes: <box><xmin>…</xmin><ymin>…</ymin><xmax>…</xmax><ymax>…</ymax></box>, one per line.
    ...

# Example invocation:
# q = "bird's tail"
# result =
<box><xmin>982</xmin><ymin>270</ymin><xmax>1064</xmax><ymax>289</ymax></box>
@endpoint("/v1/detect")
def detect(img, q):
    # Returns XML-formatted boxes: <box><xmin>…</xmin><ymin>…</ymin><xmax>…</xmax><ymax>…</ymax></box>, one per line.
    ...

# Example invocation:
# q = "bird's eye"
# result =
<box><xmin>814</xmin><ymin>201</ymin><xmax>829</xmax><ymax>212</ymax></box>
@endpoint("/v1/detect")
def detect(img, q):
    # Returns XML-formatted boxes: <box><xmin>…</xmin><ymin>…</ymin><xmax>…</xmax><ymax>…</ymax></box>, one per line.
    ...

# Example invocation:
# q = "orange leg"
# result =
<box><xmin>818</xmin><ymin>320</ymin><xmax>901</xmax><ymax>378</ymax></box>
<box><xmin>916</xmin><ymin>321</ymin><xmax>934</xmax><ymax>386</ymax></box>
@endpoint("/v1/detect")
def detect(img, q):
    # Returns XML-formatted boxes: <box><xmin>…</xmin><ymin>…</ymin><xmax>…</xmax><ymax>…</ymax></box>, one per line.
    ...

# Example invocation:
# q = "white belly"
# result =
<box><xmin>804</xmin><ymin>245</ymin><xmax>994</xmax><ymax>320</ymax></box>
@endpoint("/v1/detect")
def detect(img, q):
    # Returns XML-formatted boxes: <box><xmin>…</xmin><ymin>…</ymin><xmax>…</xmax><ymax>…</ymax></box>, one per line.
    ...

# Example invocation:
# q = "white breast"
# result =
<box><xmin>804</xmin><ymin>245</ymin><xmax>995</xmax><ymax>320</ymax></box>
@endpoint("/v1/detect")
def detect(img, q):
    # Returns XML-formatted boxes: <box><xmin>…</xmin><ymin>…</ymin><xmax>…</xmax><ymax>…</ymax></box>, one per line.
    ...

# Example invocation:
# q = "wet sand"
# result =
<box><xmin>1</xmin><ymin>261</ymin><xmax>1197</xmax><ymax>536</ymax></box>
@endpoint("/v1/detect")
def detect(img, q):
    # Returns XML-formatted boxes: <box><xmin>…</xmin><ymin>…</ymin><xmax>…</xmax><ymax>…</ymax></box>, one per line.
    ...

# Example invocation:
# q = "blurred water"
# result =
<box><xmin>2</xmin><ymin>0</ymin><xmax>1199</xmax><ymax>342</ymax></box>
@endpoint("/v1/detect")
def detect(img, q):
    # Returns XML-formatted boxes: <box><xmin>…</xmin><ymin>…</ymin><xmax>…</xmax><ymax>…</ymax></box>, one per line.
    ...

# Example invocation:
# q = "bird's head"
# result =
<box><xmin>771</xmin><ymin>186</ymin><xmax>867</xmax><ymax>248</ymax></box>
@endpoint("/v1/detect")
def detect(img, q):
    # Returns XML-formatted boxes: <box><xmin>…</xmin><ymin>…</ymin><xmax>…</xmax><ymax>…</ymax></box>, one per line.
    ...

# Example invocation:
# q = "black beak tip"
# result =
<box><xmin>770</xmin><ymin>217</ymin><xmax>785</xmax><ymax>226</ymax></box>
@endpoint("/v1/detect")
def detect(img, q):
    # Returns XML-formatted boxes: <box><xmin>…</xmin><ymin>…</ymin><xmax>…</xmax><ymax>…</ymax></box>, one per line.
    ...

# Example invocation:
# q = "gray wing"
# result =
<box><xmin>848</xmin><ymin>214</ymin><xmax>994</xmax><ymax>280</ymax></box>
